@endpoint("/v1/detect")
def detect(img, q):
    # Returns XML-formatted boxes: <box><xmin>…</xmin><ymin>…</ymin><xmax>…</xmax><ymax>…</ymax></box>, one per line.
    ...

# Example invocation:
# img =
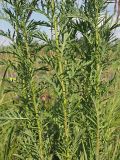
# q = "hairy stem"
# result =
<box><xmin>32</xmin><ymin>86</ymin><xmax>44</xmax><ymax>160</ymax></box>
<box><xmin>23</xmin><ymin>22</ymin><xmax>44</xmax><ymax>159</ymax></box>
<box><xmin>52</xmin><ymin>1</ymin><xmax>69</xmax><ymax>158</ymax></box>
<box><xmin>94</xmin><ymin>1</ymin><xmax>100</xmax><ymax>159</ymax></box>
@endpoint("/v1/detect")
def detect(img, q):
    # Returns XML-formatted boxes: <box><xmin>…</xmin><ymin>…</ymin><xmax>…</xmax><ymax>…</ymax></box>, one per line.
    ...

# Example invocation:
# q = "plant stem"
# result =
<box><xmin>94</xmin><ymin>1</ymin><xmax>101</xmax><ymax>159</ymax></box>
<box><xmin>32</xmin><ymin>86</ymin><xmax>44</xmax><ymax>160</ymax></box>
<box><xmin>95</xmin><ymin>101</ymin><xmax>100</xmax><ymax>160</ymax></box>
<box><xmin>52</xmin><ymin>1</ymin><xmax>69</xmax><ymax>158</ymax></box>
<box><xmin>23</xmin><ymin>21</ymin><xmax>30</xmax><ymax>59</ymax></box>
<box><xmin>23</xmin><ymin>22</ymin><xmax>44</xmax><ymax>159</ymax></box>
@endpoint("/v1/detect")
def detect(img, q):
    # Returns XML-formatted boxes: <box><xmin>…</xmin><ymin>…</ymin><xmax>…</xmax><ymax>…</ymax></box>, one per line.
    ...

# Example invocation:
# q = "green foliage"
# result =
<box><xmin>0</xmin><ymin>0</ymin><xmax>120</xmax><ymax>160</ymax></box>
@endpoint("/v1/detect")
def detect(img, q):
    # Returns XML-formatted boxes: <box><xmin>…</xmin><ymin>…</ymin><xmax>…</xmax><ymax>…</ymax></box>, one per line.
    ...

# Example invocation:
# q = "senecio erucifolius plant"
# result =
<box><xmin>0</xmin><ymin>0</ymin><xmax>120</xmax><ymax>160</ymax></box>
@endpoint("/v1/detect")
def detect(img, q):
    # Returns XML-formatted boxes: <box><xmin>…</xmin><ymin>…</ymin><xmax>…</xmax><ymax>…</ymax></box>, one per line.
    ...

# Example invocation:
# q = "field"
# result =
<box><xmin>0</xmin><ymin>0</ymin><xmax>120</xmax><ymax>160</ymax></box>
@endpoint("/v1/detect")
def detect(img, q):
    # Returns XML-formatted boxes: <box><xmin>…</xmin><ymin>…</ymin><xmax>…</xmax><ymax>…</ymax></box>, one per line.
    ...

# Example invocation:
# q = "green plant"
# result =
<box><xmin>0</xmin><ymin>0</ymin><xmax>120</xmax><ymax>160</ymax></box>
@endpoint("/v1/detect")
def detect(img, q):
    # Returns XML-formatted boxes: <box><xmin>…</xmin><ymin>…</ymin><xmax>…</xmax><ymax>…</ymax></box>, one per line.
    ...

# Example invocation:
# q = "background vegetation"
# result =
<box><xmin>0</xmin><ymin>0</ymin><xmax>120</xmax><ymax>160</ymax></box>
